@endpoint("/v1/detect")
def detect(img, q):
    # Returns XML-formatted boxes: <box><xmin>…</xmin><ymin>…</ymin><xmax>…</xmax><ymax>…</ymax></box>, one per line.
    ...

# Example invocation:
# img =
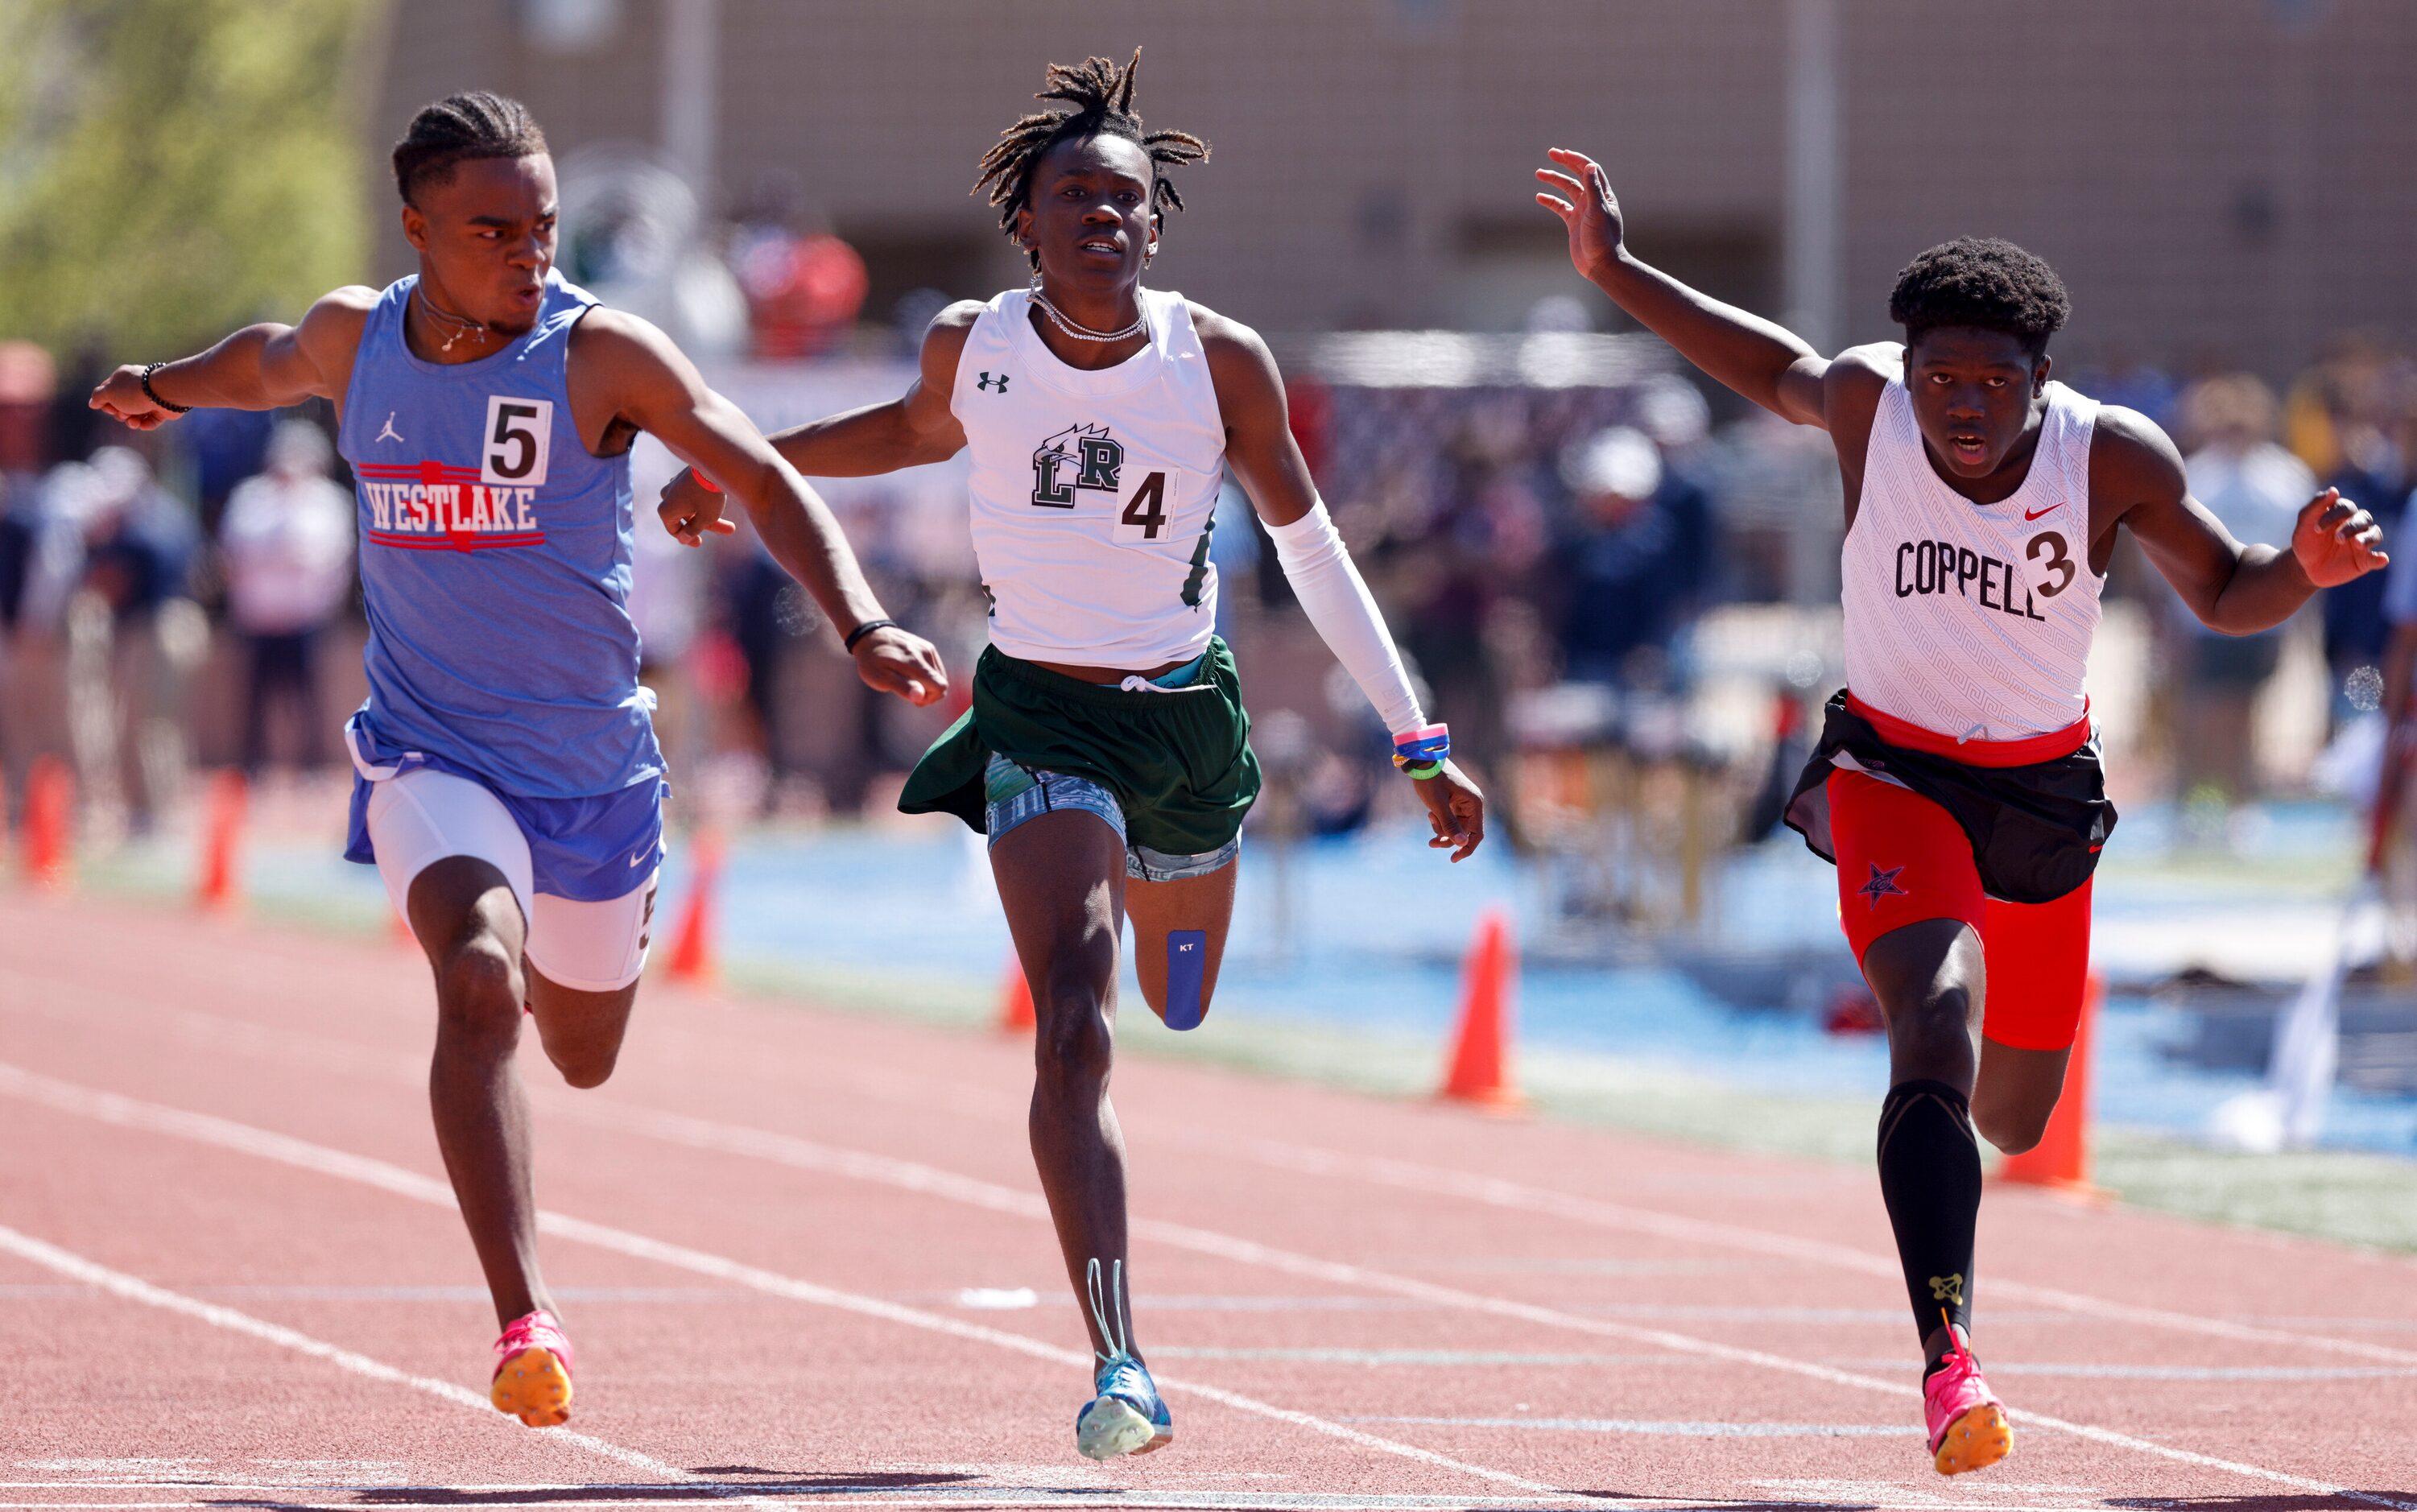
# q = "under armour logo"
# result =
<box><xmin>1929</xmin><ymin>1273</ymin><xmax>1965</xmax><ymax>1307</ymax></box>
<box><xmin>977</xmin><ymin>371</ymin><xmax>1010</xmax><ymax>394</ymax></box>
<box><xmin>374</xmin><ymin>411</ymin><xmax>403</xmax><ymax>444</ymax></box>
<box><xmin>1857</xmin><ymin>862</ymin><xmax>1909</xmax><ymax>908</ymax></box>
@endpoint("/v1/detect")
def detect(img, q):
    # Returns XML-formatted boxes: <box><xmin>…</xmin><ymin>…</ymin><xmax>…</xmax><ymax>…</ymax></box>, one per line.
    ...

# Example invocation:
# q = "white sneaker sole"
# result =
<box><xmin>1076</xmin><ymin>1395</ymin><xmax>1169</xmax><ymax>1460</ymax></box>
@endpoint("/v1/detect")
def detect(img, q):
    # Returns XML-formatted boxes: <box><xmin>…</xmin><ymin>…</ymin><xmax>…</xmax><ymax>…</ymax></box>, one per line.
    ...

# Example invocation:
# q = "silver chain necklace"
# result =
<box><xmin>415</xmin><ymin>287</ymin><xmax>490</xmax><ymax>353</ymax></box>
<box><xmin>1028</xmin><ymin>276</ymin><xmax>1148</xmax><ymax>344</ymax></box>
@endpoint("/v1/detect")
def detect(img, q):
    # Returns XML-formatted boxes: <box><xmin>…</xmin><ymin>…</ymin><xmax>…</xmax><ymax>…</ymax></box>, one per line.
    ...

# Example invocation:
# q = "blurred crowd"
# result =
<box><xmin>6</xmin><ymin>316</ymin><xmax>2417</xmax><ymax>842</ymax></box>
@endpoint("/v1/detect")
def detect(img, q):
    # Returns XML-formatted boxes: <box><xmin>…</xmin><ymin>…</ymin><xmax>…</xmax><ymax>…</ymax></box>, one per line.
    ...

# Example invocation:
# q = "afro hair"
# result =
<box><xmin>1887</xmin><ymin>237</ymin><xmax>2070</xmax><ymax>358</ymax></box>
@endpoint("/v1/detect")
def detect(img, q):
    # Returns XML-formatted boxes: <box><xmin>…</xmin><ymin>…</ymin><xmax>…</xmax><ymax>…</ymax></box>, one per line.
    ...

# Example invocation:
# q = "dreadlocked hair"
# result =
<box><xmin>391</xmin><ymin>92</ymin><xmax>549</xmax><ymax>206</ymax></box>
<box><xmin>972</xmin><ymin>49</ymin><xmax>1209</xmax><ymax>268</ymax></box>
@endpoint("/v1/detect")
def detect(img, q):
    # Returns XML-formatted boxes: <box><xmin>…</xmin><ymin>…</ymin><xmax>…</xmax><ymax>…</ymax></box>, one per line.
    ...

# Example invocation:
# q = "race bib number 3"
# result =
<box><xmin>1111</xmin><ymin>470</ymin><xmax>1175</xmax><ymax>546</ymax></box>
<box><xmin>481</xmin><ymin>395</ymin><xmax>552</xmax><ymax>488</ymax></box>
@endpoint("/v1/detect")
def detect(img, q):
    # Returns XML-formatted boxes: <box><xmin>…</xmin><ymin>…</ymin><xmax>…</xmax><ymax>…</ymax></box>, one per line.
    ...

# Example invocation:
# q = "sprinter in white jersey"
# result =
<box><xmin>661</xmin><ymin>53</ymin><xmax>1485</xmax><ymax>1460</ymax></box>
<box><xmin>1535</xmin><ymin>150</ymin><xmax>2384</xmax><ymax>1475</ymax></box>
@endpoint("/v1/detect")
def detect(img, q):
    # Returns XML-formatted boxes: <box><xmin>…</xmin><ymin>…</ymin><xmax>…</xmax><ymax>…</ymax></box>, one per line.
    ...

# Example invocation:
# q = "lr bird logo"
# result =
<box><xmin>1031</xmin><ymin>423</ymin><xmax>1123</xmax><ymax>508</ymax></box>
<box><xmin>977</xmin><ymin>370</ymin><xmax>1010</xmax><ymax>394</ymax></box>
<box><xmin>1929</xmin><ymin>1274</ymin><xmax>1965</xmax><ymax>1307</ymax></box>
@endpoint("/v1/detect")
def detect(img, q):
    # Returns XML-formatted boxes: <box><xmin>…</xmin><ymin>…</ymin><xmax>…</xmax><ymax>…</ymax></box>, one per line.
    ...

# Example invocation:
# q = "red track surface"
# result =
<box><xmin>4</xmin><ymin>890</ymin><xmax>2415</xmax><ymax>1510</ymax></box>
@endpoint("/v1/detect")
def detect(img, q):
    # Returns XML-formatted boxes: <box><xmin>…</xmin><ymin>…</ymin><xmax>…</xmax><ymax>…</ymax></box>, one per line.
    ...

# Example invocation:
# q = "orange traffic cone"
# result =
<box><xmin>23</xmin><ymin>756</ymin><xmax>72</xmax><ymax>890</ymax></box>
<box><xmin>664</xmin><ymin>827</ymin><xmax>725</xmax><ymax>984</ymax></box>
<box><xmin>1440</xmin><ymin>907</ymin><xmax>1523</xmax><ymax>1110</ymax></box>
<box><xmin>195</xmin><ymin>770</ymin><xmax>246</xmax><ymax>910</ymax></box>
<box><xmin>1999</xmin><ymin>974</ymin><xmax>2108</xmax><ymax>1199</ymax></box>
<box><xmin>997</xmin><ymin>955</ymin><xmax>1036</xmax><ymax>1032</ymax></box>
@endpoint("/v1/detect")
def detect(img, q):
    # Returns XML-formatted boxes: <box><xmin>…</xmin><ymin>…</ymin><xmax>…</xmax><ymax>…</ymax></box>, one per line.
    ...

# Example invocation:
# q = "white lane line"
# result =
<box><xmin>6</xmin><ymin>1063</ymin><xmax>2403</xmax><ymax>1511</ymax></box>
<box><xmin>10</xmin><ymin>965</ymin><xmax>2411</xmax><ymax>1371</ymax></box>
<box><xmin>493</xmin><ymin>1082</ymin><xmax>2417</xmax><ymax>1507</ymax></box>
<box><xmin>1345</xmin><ymin>1417</ymin><xmax>1919</xmax><ymax>1438</ymax></box>
<box><xmin>1151</xmin><ymin>1349</ymin><xmax>1696</xmax><ymax>1366</ymax></box>
<box><xmin>0</xmin><ymin>1499</ymin><xmax>2146</xmax><ymax>1512</ymax></box>
<box><xmin>1225</xmin><ymin>1138</ymin><xmax>2417</xmax><ymax>1367</ymax></box>
<box><xmin>0</xmin><ymin>1223</ymin><xmax>729</xmax><ymax>1493</ymax></box>
<box><xmin>0</xmin><ymin>1064</ymin><xmax>1558</xmax><ymax>1499</ymax></box>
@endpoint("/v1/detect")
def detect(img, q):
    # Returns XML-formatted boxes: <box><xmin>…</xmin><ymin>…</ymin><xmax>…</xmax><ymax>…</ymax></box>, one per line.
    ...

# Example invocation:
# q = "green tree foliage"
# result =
<box><xmin>0</xmin><ymin>0</ymin><xmax>374</xmax><ymax>357</ymax></box>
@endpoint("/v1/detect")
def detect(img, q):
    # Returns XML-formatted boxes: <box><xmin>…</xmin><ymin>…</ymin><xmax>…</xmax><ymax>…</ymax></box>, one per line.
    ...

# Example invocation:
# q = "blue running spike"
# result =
<box><xmin>1163</xmin><ymin>931</ymin><xmax>1207</xmax><ymax>1030</ymax></box>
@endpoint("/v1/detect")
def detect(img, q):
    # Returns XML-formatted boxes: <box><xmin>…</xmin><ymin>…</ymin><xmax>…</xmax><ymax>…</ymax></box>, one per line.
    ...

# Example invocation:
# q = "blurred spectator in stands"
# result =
<box><xmin>2169</xmin><ymin>374</ymin><xmax>2316</xmax><ymax>832</ymax></box>
<box><xmin>2072</xmin><ymin>347</ymin><xmax>2179</xmax><ymax>435</ymax></box>
<box><xmin>1552</xmin><ymin>427</ymin><xmax>1704</xmax><ymax>689</ymax></box>
<box><xmin>218</xmin><ymin>419</ymin><xmax>353</xmax><ymax>775</ymax></box>
<box><xmin>77</xmin><ymin>445</ymin><xmax>202</xmax><ymax>831</ymax></box>
<box><xmin>180</xmin><ymin>407</ymin><xmax>276</xmax><ymax>535</ymax></box>
<box><xmin>1632</xmin><ymin>376</ymin><xmax>1718</xmax><ymax>605</ymax></box>
<box><xmin>2283</xmin><ymin>335</ymin><xmax>2388</xmax><ymax>485</ymax></box>
<box><xmin>2303</xmin><ymin>348</ymin><xmax>2410</xmax><ymax>720</ymax></box>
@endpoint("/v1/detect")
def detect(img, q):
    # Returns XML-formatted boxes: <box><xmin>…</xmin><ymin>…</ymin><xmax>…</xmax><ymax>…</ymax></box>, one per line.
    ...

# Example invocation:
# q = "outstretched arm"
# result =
<box><xmin>654</xmin><ymin>303</ymin><xmax>974</xmax><ymax>541</ymax></box>
<box><xmin>1200</xmin><ymin>307</ymin><xmax>1485</xmax><ymax>861</ymax></box>
<box><xmin>577</xmin><ymin>309</ymin><xmax>948</xmax><ymax>707</ymax></box>
<box><xmin>1535</xmin><ymin>148</ymin><xmax>1830</xmax><ymax>428</ymax></box>
<box><xmin>89</xmin><ymin>287</ymin><xmax>375</xmax><ymax>429</ymax></box>
<box><xmin>2101</xmin><ymin>407</ymin><xmax>2386</xmax><ymax>637</ymax></box>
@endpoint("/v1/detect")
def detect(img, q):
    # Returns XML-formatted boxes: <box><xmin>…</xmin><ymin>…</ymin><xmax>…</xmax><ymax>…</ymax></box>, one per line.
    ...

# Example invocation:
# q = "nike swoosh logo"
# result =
<box><xmin>2023</xmin><ymin>505</ymin><xmax>2060</xmax><ymax>521</ymax></box>
<box><xmin>630</xmin><ymin>849</ymin><xmax>650</xmax><ymax>867</ymax></box>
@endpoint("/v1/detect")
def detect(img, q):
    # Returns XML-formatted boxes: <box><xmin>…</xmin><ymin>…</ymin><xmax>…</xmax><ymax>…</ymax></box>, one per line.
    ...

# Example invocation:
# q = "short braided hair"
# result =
<box><xmin>1888</xmin><ymin>237</ymin><xmax>2071</xmax><ymax>359</ymax></box>
<box><xmin>973</xmin><ymin>50</ymin><xmax>1208</xmax><ymax>268</ymax></box>
<box><xmin>391</xmin><ymin>92</ymin><xmax>549</xmax><ymax>206</ymax></box>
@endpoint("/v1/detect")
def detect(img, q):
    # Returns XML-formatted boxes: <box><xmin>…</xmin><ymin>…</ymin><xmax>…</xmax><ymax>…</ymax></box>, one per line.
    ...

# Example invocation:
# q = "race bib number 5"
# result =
<box><xmin>481</xmin><ymin>395</ymin><xmax>552</xmax><ymax>488</ymax></box>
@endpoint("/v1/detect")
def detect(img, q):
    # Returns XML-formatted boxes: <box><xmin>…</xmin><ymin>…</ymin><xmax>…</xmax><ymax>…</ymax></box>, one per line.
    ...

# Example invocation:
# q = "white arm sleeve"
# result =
<box><xmin>1263</xmin><ymin>501</ymin><xmax>1427</xmax><ymax>739</ymax></box>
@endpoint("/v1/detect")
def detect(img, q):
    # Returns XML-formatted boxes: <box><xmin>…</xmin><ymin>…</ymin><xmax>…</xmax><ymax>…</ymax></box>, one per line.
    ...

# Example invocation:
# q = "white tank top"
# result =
<box><xmin>1842</xmin><ymin>374</ymin><xmax>2102</xmax><ymax>741</ymax></box>
<box><xmin>951</xmin><ymin>287</ymin><xmax>1225</xmax><ymax>667</ymax></box>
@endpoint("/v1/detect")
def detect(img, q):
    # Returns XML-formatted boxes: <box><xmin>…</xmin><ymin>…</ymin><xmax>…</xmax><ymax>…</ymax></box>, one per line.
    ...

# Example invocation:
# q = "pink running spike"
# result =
<box><xmin>490</xmin><ymin>1309</ymin><xmax>575</xmax><ymax>1427</ymax></box>
<box><xmin>1923</xmin><ymin>1320</ymin><xmax>2011</xmax><ymax>1476</ymax></box>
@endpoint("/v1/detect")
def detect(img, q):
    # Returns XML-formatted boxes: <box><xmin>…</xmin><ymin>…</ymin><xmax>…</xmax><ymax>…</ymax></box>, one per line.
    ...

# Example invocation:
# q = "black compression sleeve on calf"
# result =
<box><xmin>1876</xmin><ymin>1078</ymin><xmax>1982</xmax><ymax>1357</ymax></box>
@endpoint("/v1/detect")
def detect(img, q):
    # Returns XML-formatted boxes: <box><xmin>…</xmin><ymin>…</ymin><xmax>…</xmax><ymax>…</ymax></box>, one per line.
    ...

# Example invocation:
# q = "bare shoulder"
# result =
<box><xmin>2089</xmin><ymin>403</ymin><xmax>2187</xmax><ymax>500</ymax></box>
<box><xmin>305</xmin><ymin>284</ymin><xmax>381</xmax><ymax>325</ymax></box>
<box><xmin>568</xmin><ymin>304</ymin><xmax>684</xmax><ymax>362</ymax></box>
<box><xmin>1824</xmin><ymin>341</ymin><xmax>1900</xmax><ymax>399</ymax></box>
<box><xmin>915</xmin><ymin>299</ymin><xmax>985</xmax><ymax>382</ymax></box>
<box><xmin>295</xmin><ymin>284</ymin><xmax>379</xmax><ymax>349</ymax></box>
<box><xmin>1185</xmin><ymin>300</ymin><xmax>1273</xmax><ymax>363</ymax></box>
<box><xmin>1185</xmin><ymin>300</ymin><xmax>1283</xmax><ymax>411</ymax></box>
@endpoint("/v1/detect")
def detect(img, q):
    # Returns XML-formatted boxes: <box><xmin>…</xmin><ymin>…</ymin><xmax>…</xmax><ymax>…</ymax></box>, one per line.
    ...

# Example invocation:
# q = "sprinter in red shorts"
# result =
<box><xmin>1536</xmin><ymin>148</ymin><xmax>2386</xmax><ymax>1475</ymax></box>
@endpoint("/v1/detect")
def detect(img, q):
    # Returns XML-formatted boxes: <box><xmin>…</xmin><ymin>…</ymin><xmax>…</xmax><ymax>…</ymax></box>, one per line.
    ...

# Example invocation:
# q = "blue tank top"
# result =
<box><xmin>336</xmin><ymin>272</ymin><xmax>661</xmax><ymax>799</ymax></box>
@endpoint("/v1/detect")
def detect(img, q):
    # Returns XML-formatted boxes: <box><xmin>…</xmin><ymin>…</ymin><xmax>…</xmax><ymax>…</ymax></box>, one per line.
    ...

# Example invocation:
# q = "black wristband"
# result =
<box><xmin>138</xmin><ymin>363</ymin><xmax>192</xmax><ymax>415</ymax></box>
<box><xmin>843</xmin><ymin>618</ymin><xmax>899</xmax><ymax>653</ymax></box>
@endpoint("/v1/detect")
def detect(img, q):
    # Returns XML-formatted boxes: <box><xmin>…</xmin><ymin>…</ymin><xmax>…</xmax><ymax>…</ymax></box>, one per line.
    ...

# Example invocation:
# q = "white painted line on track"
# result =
<box><xmin>3</xmin><ymin>1062</ymin><xmax>2407</xmax><ymax>1511</ymax></box>
<box><xmin>0</xmin><ymin>1063</ymin><xmax>1560</xmax><ymax>1500</ymax></box>
<box><xmin>1343</xmin><ymin>1417</ymin><xmax>1919</xmax><ymax>1438</ymax></box>
<box><xmin>1224</xmin><ymin>1138</ymin><xmax>2417</xmax><ymax>1367</ymax></box>
<box><xmin>510</xmin><ymin>1083</ymin><xmax>2417</xmax><ymax>1507</ymax></box>
<box><xmin>0</xmin><ymin>1222</ymin><xmax>750</xmax><ymax>1501</ymax></box>
<box><xmin>9</xmin><ymin>964</ymin><xmax>2410</xmax><ymax>1371</ymax></box>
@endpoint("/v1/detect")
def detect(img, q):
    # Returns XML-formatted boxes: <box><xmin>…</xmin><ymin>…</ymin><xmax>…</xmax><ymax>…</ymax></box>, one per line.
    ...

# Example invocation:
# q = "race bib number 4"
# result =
<box><xmin>481</xmin><ymin>395</ymin><xmax>552</xmax><ymax>488</ymax></box>
<box><xmin>1111</xmin><ymin>471</ymin><xmax>1175</xmax><ymax>546</ymax></box>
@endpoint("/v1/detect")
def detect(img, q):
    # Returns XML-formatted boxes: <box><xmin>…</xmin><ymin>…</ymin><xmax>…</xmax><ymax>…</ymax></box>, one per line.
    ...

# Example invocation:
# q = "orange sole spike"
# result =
<box><xmin>490</xmin><ymin>1345</ymin><xmax>572</xmax><ymax>1427</ymax></box>
<box><xmin>1933</xmin><ymin>1401</ymin><xmax>2012</xmax><ymax>1476</ymax></box>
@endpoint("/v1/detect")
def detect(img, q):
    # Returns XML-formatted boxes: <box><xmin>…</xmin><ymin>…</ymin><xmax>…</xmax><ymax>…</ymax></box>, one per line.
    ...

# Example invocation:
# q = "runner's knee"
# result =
<box><xmin>1971</xmin><ymin>1096</ymin><xmax>2049</xmax><ymax>1155</ymax></box>
<box><xmin>1033</xmin><ymin>982</ymin><xmax>1113</xmax><ymax>1095</ymax></box>
<box><xmin>547</xmin><ymin>1042</ymin><xmax>619</xmax><ymax>1090</ymax></box>
<box><xmin>433</xmin><ymin>933</ymin><xmax>523</xmax><ymax>1043</ymax></box>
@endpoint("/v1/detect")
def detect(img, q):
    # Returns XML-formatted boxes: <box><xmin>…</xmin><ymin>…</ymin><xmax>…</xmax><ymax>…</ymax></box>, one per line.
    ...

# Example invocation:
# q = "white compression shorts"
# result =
<box><xmin>366</xmin><ymin>766</ymin><xmax>660</xmax><ymax>993</ymax></box>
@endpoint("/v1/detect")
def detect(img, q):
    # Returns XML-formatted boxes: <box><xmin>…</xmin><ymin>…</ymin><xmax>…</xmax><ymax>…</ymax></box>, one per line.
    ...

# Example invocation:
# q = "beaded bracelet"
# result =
<box><xmin>139</xmin><ymin>363</ymin><xmax>192</xmax><ymax>415</ymax></box>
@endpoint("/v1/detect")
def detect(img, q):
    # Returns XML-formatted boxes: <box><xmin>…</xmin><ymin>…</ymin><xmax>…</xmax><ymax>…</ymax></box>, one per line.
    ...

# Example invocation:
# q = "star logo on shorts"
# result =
<box><xmin>1857</xmin><ymin>862</ymin><xmax>1910</xmax><ymax>908</ymax></box>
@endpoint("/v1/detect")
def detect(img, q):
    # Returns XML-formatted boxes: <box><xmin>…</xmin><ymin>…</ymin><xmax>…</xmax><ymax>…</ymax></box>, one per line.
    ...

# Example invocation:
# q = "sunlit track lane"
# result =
<box><xmin>2</xmin><ymin>893</ymin><xmax>2413</xmax><ymax>1507</ymax></box>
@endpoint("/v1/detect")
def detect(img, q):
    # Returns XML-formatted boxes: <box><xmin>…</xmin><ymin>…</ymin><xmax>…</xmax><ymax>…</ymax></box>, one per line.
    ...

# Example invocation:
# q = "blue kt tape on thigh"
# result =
<box><xmin>1164</xmin><ymin>930</ymin><xmax>1208</xmax><ymax>1031</ymax></box>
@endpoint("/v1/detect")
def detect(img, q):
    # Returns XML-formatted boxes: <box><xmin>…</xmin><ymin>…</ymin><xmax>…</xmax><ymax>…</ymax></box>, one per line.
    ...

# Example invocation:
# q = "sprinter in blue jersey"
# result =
<box><xmin>89</xmin><ymin>93</ymin><xmax>948</xmax><ymax>1427</ymax></box>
